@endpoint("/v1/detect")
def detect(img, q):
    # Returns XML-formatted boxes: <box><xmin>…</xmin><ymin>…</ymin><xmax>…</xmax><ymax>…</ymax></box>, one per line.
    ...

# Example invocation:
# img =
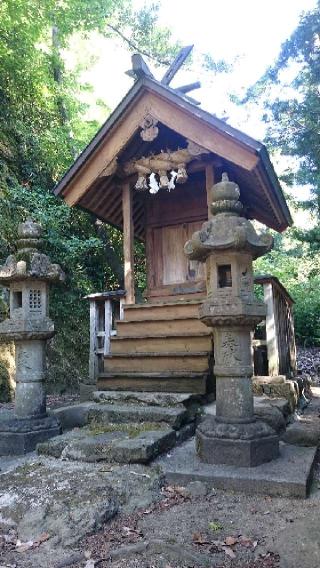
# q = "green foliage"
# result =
<box><xmin>254</xmin><ymin>230</ymin><xmax>320</xmax><ymax>345</ymax></box>
<box><xmin>0</xmin><ymin>361</ymin><xmax>11</xmax><ymax>402</ymax></box>
<box><xmin>244</xmin><ymin>2</ymin><xmax>320</xmax><ymax>224</ymax></box>
<box><xmin>0</xmin><ymin>0</ymin><xmax>181</xmax><ymax>391</ymax></box>
<box><xmin>243</xmin><ymin>3</ymin><xmax>320</xmax><ymax>345</ymax></box>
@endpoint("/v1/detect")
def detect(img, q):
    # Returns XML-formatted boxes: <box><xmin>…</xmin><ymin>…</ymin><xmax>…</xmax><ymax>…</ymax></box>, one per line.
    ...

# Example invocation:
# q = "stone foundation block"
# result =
<box><xmin>80</xmin><ymin>383</ymin><xmax>95</xmax><ymax>402</ymax></box>
<box><xmin>0</xmin><ymin>415</ymin><xmax>61</xmax><ymax>455</ymax></box>
<box><xmin>196</xmin><ymin>429</ymin><xmax>279</xmax><ymax>467</ymax></box>
<box><xmin>253</xmin><ymin>377</ymin><xmax>299</xmax><ymax>412</ymax></box>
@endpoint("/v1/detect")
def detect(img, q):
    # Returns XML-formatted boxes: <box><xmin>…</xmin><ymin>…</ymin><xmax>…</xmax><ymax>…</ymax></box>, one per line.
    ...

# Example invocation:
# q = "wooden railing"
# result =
<box><xmin>254</xmin><ymin>275</ymin><xmax>297</xmax><ymax>378</ymax></box>
<box><xmin>84</xmin><ymin>290</ymin><xmax>126</xmax><ymax>384</ymax></box>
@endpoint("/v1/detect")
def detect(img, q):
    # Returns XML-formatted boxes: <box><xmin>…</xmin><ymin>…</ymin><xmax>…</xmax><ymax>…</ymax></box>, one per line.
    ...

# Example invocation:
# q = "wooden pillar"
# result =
<box><xmin>89</xmin><ymin>300</ymin><xmax>99</xmax><ymax>384</ymax></box>
<box><xmin>205</xmin><ymin>163</ymin><xmax>215</xmax><ymax>218</ymax></box>
<box><xmin>122</xmin><ymin>182</ymin><xmax>135</xmax><ymax>304</ymax></box>
<box><xmin>264</xmin><ymin>282</ymin><xmax>280</xmax><ymax>376</ymax></box>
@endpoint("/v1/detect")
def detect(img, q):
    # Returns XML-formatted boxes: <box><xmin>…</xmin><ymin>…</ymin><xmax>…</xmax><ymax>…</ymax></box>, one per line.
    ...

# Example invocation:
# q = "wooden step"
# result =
<box><xmin>110</xmin><ymin>332</ymin><xmax>212</xmax><ymax>354</ymax></box>
<box><xmin>123</xmin><ymin>301</ymin><xmax>202</xmax><ymax>322</ymax></box>
<box><xmin>116</xmin><ymin>317</ymin><xmax>208</xmax><ymax>336</ymax></box>
<box><xmin>104</xmin><ymin>351</ymin><xmax>209</xmax><ymax>373</ymax></box>
<box><xmin>97</xmin><ymin>372</ymin><xmax>207</xmax><ymax>394</ymax></box>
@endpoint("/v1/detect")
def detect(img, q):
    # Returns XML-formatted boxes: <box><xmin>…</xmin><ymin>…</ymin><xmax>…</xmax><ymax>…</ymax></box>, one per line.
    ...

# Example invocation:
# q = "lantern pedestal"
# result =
<box><xmin>185</xmin><ymin>174</ymin><xmax>279</xmax><ymax>467</ymax></box>
<box><xmin>0</xmin><ymin>415</ymin><xmax>61</xmax><ymax>456</ymax></box>
<box><xmin>0</xmin><ymin>219</ymin><xmax>64</xmax><ymax>455</ymax></box>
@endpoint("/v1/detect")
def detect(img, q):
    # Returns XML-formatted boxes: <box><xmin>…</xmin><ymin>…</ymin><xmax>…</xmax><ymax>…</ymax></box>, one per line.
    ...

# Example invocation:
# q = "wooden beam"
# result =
<box><xmin>126</xmin><ymin>53</ymin><xmax>154</xmax><ymax>79</ymax></box>
<box><xmin>122</xmin><ymin>183</ymin><xmax>135</xmax><ymax>304</ymax></box>
<box><xmin>146</xmin><ymin>92</ymin><xmax>259</xmax><ymax>171</ymax></box>
<box><xmin>161</xmin><ymin>45</ymin><xmax>193</xmax><ymax>86</ymax></box>
<box><xmin>264</xmin><ymin>282</ymin><xmax>280</xmax><ymax>376</ymax></box>
<box><xmin>175</xmin><ymin>81</ymin><xmax>201</xmax><ymax>94</ymax></box>
<box><xmin>205</xmin><ymin>163</ymin><xmax>215</xmax><ymax>219</ymax></box>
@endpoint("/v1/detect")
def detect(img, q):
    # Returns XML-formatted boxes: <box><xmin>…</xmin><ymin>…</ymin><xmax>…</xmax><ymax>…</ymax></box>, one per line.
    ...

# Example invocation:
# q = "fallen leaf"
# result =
<box><xmin>192</xmin><ymin>532</ymin><xmax>210</xmax><ymax>545</ymax></box>
<box><xmin>225</xmin><ymin>536</ymin><xmax>238</xmax><ymax>546</ymax></box>
<box><xmin>142</xmin><ymin>509</ymin><xmax>152</xmax><ymax>515</ymax></box>
<box><xmin>239</xmin><ymin>536</ymin><xmax>254</xmax><ymax>548</ymax></box>
<box><xmin>33</xmin><ymin>532</ymin><xmax>50</xmax><ymax>547</ymax></box>
<box><xmin>222</xmin><ymin>545</ymin><xmax>236</xmax><ymax>558</ymax></box>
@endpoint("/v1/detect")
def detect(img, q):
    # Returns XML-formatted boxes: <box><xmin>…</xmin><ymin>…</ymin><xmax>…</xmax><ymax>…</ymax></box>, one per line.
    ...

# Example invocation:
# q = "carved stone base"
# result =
<box><xmin>0</xmin><ymin>414</ymin><xmax>61</xmax><ymax>455</ymax></box>
<box><xmin>196</xmin><ymin>417</ymin><xmax>279</xmax><ymax>467</ymax></box>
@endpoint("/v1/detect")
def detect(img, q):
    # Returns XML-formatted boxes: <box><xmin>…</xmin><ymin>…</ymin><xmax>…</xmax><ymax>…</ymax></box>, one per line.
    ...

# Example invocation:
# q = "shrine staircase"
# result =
<box><xmin>97</xmin><ymin>300</ymin><xmax>213</xmax><ymax>394</ymax></box>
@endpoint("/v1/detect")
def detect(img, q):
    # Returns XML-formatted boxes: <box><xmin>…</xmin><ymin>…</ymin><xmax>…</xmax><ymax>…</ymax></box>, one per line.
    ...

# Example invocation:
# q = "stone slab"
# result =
<box><xmin>51</xmin><ymin>402</ymin><xmax>95</xmax><ymax>430</ymax></box>
<box><xmin>281</xmin><ymin>419</ymin><xmax>320</xmax><ymax>447</ymax></box>
<box><xmin>111</xmin><ymin>429</ymin><xmax>176</xmax><ymax>464</ymax></box>
<box><xmin>37</xmin><ymin>426</ymin><xmax>178</xmax><ymax>464</ymax></box>
<box><xmin>87</xmin><ymin>403</ymin><xmax>190</xmax><ymax>430</ymax></box>
<box><xmin>92</xmin><ymin>390</ymin><xmax>196</xmax><ymax>407</ymax></box>
<box><xmin>157</xmin><ymin>439</ymin><xmax>317</xmax><ymax>498</ymax></box>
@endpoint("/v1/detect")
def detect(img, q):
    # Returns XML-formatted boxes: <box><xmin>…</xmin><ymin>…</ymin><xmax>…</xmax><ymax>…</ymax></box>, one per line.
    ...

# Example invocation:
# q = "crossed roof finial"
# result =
<box><xmin>126</xmin><ymin>45</ymin><xmax>201</xmax><ymax>105</ymax></box>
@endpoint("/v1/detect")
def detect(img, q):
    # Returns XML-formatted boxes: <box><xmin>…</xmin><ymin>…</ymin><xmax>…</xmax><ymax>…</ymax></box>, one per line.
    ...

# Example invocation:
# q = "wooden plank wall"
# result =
<box><xmin>273</xmin><ymin>285</ymin><xmax>297</xmax><ymax>377</ymax></box>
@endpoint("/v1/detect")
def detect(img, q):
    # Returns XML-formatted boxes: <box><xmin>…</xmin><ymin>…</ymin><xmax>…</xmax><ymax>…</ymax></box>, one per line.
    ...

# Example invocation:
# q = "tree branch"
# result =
<box><xmin>106</xmin><ymin>23</ymin><xmax>171</xmax><ymax>66</ymax></box>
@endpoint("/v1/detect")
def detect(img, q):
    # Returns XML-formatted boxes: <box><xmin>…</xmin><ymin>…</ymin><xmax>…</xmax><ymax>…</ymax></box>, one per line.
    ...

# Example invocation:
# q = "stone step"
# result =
<box><xmin>92</xmin><ymin>390</ymin><xmax>198</xmax><ymax>407</ymax></box>
<box><xmin>37</xmin><ymin>422</ymin><xmax>195</xmax><ymax>464</ymax></box>
<box><xmin>104</xmin><ymin>351</ymin><xmax>210</xmax><ymax>373</ymax></box>
<box><xmin>110</xmin><ymin>332</ymin><xmax>212</xmax><ymax>354</ymax></box>
<box><xmin>86</xmin><ymin>402</ymin><xmax>191</xmax><ymax>430</ymax></box>
<box><xmin>123</xmin><ymin>300</ymin><xmax>202</xmax><ymax>321</ymax></box>
<box><xmin>116</xmin><ymin>317</ymin><xmax>208</xmax><ymax>336</ymax></box>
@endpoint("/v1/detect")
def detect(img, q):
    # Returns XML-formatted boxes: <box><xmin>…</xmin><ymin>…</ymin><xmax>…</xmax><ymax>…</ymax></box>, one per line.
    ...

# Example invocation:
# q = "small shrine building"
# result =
<box><xmin>54</xmin><ymin>52</ymin><xmax>293</xmax><ymax>397</ymax></box>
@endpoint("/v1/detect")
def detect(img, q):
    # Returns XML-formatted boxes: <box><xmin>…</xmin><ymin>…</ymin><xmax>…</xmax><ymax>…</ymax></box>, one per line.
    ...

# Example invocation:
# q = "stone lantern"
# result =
<box><xmin>0</xmin><ymin>219</ymin><xmax>65</xmax><ymax>455</ymax></box>
<box><xmin>184</xmin><ymin>174</ymin><xmax>279</xmax><ymax>467</ymax></box>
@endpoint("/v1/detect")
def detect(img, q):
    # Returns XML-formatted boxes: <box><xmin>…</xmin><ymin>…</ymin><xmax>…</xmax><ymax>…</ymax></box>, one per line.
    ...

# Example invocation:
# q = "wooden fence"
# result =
<box><xmin>254</xmin><ymin>275</ymin><xmax>296</xmax><ymax>378</ymax></box>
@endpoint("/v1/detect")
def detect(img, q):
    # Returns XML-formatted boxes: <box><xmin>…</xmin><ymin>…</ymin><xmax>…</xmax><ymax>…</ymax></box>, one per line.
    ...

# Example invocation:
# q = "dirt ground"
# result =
<box><xmin>73</xmin><ymin>454</ymin><xmax>320</xmax><ymax>568</ymax></box>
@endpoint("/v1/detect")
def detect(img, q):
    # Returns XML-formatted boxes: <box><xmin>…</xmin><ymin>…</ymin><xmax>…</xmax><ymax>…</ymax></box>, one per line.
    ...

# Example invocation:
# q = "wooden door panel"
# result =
<box><xmin>148</xmin><ymin>221</ymin><xmax>205</xmax><ymax>290</ymax></box>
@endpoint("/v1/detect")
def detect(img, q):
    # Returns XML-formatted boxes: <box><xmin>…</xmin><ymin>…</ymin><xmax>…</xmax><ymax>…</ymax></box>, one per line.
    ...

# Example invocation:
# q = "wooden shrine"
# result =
<box><xmin>54</xmin><ymin>49</ymin><xmax>293</xmax><ymax>396</ymax></box>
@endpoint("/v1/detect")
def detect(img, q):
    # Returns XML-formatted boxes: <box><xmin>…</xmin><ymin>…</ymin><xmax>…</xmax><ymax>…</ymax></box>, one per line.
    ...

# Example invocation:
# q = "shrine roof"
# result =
<box><xmin>54</xmin><ymin>74</ymin><xmax>292</xmax><ymax>235</ymax></box>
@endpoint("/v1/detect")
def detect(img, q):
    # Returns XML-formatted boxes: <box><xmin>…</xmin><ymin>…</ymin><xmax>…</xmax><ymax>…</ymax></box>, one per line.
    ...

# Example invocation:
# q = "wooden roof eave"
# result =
<box><xmin>53</xmin><ymin>75</ymin><xmax>292</xmax><ymax>233</ymax></box>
